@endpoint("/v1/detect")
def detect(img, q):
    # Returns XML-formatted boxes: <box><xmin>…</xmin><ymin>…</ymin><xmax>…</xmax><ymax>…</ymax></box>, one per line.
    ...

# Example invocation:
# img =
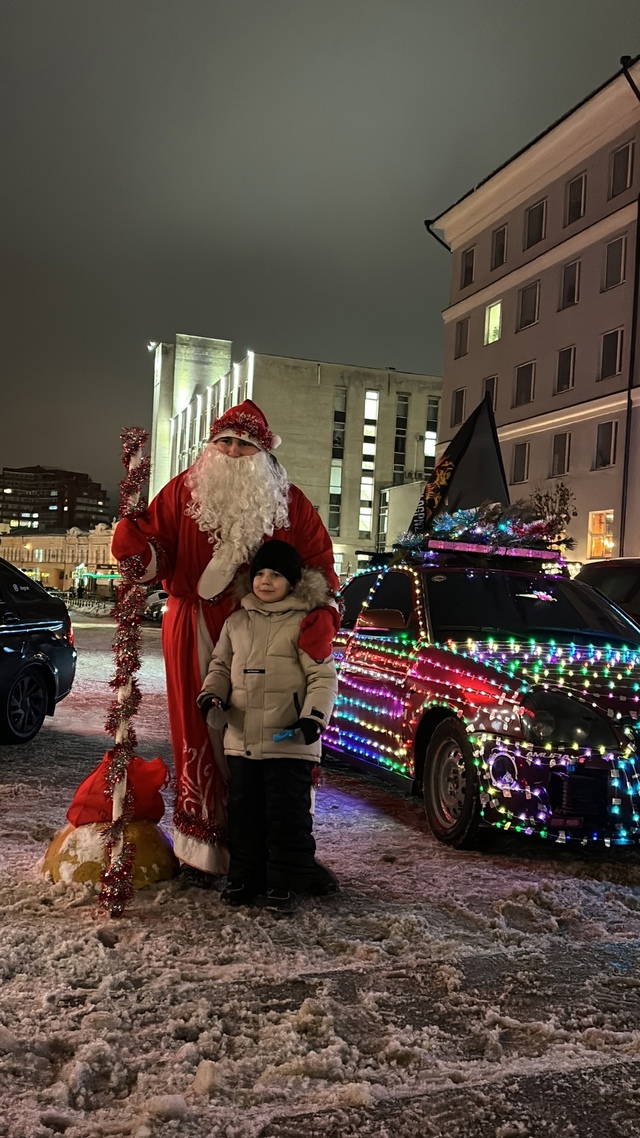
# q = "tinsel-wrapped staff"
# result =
<box><xmin>98</xmin><ymin>428</ymin><xmax>153</xmax><ymax>917</ymax></box>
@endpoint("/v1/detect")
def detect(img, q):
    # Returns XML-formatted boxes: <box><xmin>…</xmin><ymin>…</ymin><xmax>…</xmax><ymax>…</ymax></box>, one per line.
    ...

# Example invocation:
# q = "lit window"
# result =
<box><xmin>2</xmin><ymin>488</ymin><xmax>12</xmax><ymax>494</ymax></box>
<box><xmin>364</xmin><ymin>391</ymin><xmax>379</xmax><ymax>421</ymax></box>
<box><xmin>555</xmin><ymin>346</ymin><xmax>575</xmax><ymax>394</ymax></box>
<box><xmin>610</xmin><ymin>142</ymin><xmax>633</xmax><ymax>198</ymax></box>
<box><xmin>524</xmin><ymin>200</ymin><xmax>546</xmax><ymax>249</ymax></box>
<box><xmin>588</xmin><ymin>509</ymin><xmax>615</xmax><ymax>559</ymax></box>
<box><xmin>491</xmin><ymin>225</ymin><xmax>507</xmax><ymax>270</ymax></box>
<box><xmin>484</xmin><ymin>301</ymin><xmax>502</xmax><ymax>345</ymax></box>
<box><xmin>565</xmin><ymin>173</ymin><xmax>586</xmax><ymax>225</ymax></box>
<box><xmin>551</xmin><ymin>432</ymin><xmax>571</xmax><ymax>477</ymax></box>
<box><xmin>511</xmin><ymin>442</ymin><xmax>529</xmax><ymax>484</ymax></box>
<box><xmin>604</xmin><ymin>236</ymin><xmax>626</xmax><ymax>290</ymax></box>
<box><xmin>560</xmin><ymin>261</ymin><xmax>580</xmax><ymax>308</ymax></box>
<box><xmin>514</xmin><ymin>362</ymin><xmax>535</xmax><ymax>407</ymax></box>
<box><xmin>594</xmin><ymin>421</ymin><xmax>617</xmax><ymax>469</ymax></box>
<box><xmin>600</xmin><ymin>329</ymin><xmax>624</xmax><ymax>380</ymax></box>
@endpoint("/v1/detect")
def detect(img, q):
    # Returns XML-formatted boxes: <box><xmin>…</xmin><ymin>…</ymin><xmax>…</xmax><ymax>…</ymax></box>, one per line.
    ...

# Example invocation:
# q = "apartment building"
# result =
<box><xmin>0</xmin><ymin>524</ymin><xmax>118</xmax><ymax>594</ymax></box>
<box><xmin>0</xmin><ymin>466</ymin><xmax>110</xmax><ymax>534</ymax></box>
<box><xmin>429</xmin><ymin>55</ymin><xmax>640</xmax><ymax>562</ymax></box>
<box><xmin>149</xmin><ymin>335</ymin><xmax>442</xmax><ymax>576</ymax></box>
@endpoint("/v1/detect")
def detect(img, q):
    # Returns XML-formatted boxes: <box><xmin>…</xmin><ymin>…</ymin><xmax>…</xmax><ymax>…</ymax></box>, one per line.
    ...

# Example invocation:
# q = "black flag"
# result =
<box><xmin>408</xmin><ymin>393</ymin><xmax>509</xmax><ymax>534</ymax></box>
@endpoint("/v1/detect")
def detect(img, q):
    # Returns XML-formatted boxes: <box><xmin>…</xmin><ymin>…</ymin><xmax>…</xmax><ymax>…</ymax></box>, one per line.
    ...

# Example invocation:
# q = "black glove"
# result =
<box><xmin>198</xmin><ymin>695</ymin><xmax>225</xmax><ymax>721</ymax></box>
<box><xmin>293</xmin><ymin>717</ymin><xmax>323</xmax><ymax>745</ymax></box>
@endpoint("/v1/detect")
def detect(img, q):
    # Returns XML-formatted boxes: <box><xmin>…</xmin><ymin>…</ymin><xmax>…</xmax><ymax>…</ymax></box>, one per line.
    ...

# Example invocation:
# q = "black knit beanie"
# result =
<box><xmin>249</xmin><ymin>540</ymin><xmax>303</xmax><ymax>587</ymax></box>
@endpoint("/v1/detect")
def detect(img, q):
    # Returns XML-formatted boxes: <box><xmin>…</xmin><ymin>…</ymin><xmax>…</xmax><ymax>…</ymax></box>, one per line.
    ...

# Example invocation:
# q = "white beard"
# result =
<box><xmin>185</xmin><ymin>447</ymin><xmax>290</xmax><ymax>599</ymax></box>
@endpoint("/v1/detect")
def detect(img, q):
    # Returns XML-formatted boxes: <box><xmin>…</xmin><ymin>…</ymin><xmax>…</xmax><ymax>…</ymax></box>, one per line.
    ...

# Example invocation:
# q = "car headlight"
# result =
<box><xmin>519</xmin><ymin>690</ymin><xmax>620</xmax><ymax>750</ymax></box>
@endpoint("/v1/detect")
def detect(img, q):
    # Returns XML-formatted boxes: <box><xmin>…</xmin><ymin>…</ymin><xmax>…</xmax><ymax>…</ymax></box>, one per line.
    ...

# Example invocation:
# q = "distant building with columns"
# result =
<box><xmin>148</xmin><ymin>334</ymin><xmax>442</xmax><ymax>577</ymax></box>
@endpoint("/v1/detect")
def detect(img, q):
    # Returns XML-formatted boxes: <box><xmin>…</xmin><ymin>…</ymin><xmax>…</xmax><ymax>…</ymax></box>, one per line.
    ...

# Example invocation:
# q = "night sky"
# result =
<box><xmin>2</xmin><ymin>1</ymin><xmax>639</xmax><ymax>510</ymax></box>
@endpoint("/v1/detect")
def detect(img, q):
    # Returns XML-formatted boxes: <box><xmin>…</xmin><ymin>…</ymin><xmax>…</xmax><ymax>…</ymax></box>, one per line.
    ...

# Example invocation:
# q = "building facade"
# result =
<box><xmin>0</xmin><ymin>525</ymin><xmax>118</xmax><ymax>594</ymax></box>
<box><xmin>431</xmin><ymin>55</ymin><xmax>640</xmax><ymax>562</ymax></box>
<box><xmin>0</xmin><ymin>467</ymin><xmax>111</xmax><ymax>534</ymax></box>
<box><xmin>149</xmin><ymin>336</ymin><xmax>442</xmax><ymax>576</ymax></box>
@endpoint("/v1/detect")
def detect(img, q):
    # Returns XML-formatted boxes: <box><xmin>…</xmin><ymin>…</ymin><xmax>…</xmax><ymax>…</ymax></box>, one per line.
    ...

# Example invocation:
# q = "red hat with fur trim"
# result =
<box><xmin>209</xmin><ymin>399</ymin><xmax>281</xmax><ymax>451</ymax></box>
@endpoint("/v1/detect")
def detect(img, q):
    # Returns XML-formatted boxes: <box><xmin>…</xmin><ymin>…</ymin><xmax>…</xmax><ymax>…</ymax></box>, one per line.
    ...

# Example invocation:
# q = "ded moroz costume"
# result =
<box><xmin>111</xmin><ymin>400</ymin><xmax>339</xmax><ymax>878</ymax></box>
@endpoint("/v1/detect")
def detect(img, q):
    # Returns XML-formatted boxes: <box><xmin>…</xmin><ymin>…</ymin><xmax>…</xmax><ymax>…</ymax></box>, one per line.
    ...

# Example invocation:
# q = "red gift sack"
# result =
<box><xmin>67</xmin><ymin>752</ymin><xmax>171</xmax><ymax>827</ymax></box>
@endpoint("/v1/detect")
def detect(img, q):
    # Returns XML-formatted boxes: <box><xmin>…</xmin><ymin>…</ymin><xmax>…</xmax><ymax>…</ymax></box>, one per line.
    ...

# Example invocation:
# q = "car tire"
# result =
<box><xmin>0</xmin><ymin>668</ymin><xmax>49</xmax><ymax>745</ymax></box>
<box><xmin>423</xmin><ymin>717</ymin><xmax>480</xmax><ymax>848</ymax></box>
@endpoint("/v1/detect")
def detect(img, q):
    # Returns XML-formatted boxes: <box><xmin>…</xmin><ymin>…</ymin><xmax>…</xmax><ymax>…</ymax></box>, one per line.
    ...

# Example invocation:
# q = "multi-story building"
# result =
<box><xmin>0</xmin><ymin>524</ymin><xmax>118</xmax><ymax>594</ymax></box>
<box><xmin>429</xmin><ymin>54</ymin><xmax>640</xmax><ymax>562</ymax></box>
<box><xmin>149</xmin><ymin>335</ymin><xmax>442</xmax><ymax>576</ymax></box>
<box><xmin>0</xmin><ymin>466</ymin><xmax>111</xmax><ymax>534</ymax></box>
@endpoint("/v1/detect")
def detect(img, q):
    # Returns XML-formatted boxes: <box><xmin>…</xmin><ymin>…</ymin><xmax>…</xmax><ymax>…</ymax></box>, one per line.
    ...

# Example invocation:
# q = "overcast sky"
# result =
<box><xmin>2</xmin><ymin>0</ymin><xmax>639</xmax><ymax>507</ymax></box>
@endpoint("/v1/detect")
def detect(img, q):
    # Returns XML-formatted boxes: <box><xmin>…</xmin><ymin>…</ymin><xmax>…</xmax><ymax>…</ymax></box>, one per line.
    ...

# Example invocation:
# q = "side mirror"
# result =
<box><xmin>356</xmin><ymin>608</ymin><xmax>407</xmax><ymax>631</ymax></box>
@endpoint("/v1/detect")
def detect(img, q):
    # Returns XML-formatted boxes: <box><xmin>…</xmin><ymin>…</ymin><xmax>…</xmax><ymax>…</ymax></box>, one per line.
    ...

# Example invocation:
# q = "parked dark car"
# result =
<box><xmin>325</xmin><ymin>547</ymin><xmax>640</xmax><ymax>849</ymax></box>
<box><xmin>574</xmin><ymin>559</ymin><xmax>640</xmax><ymax>624</ymax></box>
<box><xmin>0</xmin><ymin>558</ymin><xmax>77</xmax><ymax>744</ymax></box>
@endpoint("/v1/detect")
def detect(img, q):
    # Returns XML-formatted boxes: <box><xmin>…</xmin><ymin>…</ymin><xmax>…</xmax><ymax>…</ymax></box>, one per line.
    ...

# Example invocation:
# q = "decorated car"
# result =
<box><xmin>325</xmin><ymin>539</ymin><xmax>640</xmax><ymax>849</ymax></box>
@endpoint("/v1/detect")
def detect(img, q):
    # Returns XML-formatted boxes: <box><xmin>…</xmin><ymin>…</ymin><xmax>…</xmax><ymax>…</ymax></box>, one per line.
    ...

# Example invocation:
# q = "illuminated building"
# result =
<box><xmin>428</xmin><ymin>54</ymin><xmax>640</xmax><ymax>562</ymax></box>
<box><xmin>0</xmin><ymin>466</ymin><xmax>110</xmax><ymax>534</ymax></box>
<box><xmin>148</xmin><ymin>335</ymin><xmax>442</xmax><ymax>578</ymax></box>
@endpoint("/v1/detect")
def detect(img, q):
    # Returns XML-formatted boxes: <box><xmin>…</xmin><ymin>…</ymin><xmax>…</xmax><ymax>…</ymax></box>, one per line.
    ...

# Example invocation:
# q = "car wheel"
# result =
<box><xmin>423</xmin><ymin>717</ymin><xmax>480</xmax><ymax>847</ymax></box>
<box><xmin>0</xmin><ymin>668</ymin><xmax>49</xmax><ymax>744</ymax></box>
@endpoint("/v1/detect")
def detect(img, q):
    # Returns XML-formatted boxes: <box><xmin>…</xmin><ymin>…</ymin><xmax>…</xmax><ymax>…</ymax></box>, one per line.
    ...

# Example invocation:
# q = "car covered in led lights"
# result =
<box><xmin>324</xmin><ymin>545</ymin><xmax>640</xmax><ymax>849</ymax></box>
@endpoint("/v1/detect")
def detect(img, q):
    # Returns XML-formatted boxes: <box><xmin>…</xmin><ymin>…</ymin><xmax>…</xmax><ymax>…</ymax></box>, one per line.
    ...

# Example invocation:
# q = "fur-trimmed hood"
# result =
<box><xmin>239</xmin><ymin>566</ymin><xmax>333</xmax><ymax>615</ymax></box>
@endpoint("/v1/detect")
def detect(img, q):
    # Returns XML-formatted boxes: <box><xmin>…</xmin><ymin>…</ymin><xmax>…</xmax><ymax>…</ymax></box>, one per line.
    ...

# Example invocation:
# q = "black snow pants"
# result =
<box><xmin>226</xmin><ymin>756</ymin><xmax>321</xmax><ymax>892</ymax></box>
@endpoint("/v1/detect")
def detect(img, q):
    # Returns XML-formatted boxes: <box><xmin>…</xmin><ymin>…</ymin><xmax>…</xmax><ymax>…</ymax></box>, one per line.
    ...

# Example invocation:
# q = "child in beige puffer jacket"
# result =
<box><xmin>197</xmin><ymin>540</ymin><xmax>339</xmax><ymax>912</ymax></box>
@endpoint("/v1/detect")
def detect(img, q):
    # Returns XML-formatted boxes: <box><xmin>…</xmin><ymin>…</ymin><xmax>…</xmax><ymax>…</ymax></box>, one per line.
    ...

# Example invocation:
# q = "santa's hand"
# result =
<box><xmin>293</xmin><ymin>718</ymin><xmax>323</xmax><ymax>745</ymax></box>
<box><xmin>299</xmin><ymin>605</ymin><xmax>340</xmax><ymax>661</ymax></box>
<box><xmin>111</xmin><ymin>518</ymin><xmax>152</xmax><ymax>566</ymax></box>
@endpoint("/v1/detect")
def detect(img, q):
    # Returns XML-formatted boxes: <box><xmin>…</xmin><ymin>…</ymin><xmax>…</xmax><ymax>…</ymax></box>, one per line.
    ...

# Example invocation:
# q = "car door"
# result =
<box><xmin>333</xmin><ymin>569</ymin><xmax>422</xmax><ymax>774</ymax></box>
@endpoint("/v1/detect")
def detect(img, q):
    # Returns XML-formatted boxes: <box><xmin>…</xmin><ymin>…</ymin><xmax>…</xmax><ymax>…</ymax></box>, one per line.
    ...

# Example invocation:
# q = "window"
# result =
<box><xmin>451</xmin><ymin>388</ymin><xmax>466</xmax><ymax>427</ymax></box>
<box><xmin>359</xmin><ymin>474</ymin><xmax>374</xmax><ymax>538</ymax></box>
<box><xmin>454</xmin><ymin>318</ymin><xmax>469</xmax><ymax>359</ymax></box>
<box><xmin>483</xmin><ymin>375</ymin><xmax>497</xmax><ymax>409</ymax></box>
<box><xmin>460</xmin><ymin>247</ymin><xmax>475</xmax><ymax>289</ymax></box>
<box><xmin>491</xmin><ymin>225</ymin><xmax>507</xmax><ymax>270</ymax></box>
<box><xmin>588</xmin><ymin>509</ymin><xmax>615</xmax><ymax>559</ymax></box>
<box><xmin>332</xmin><ymin>388</ymin><xmax>346</xmax><ymax>458</ymax></box>
<box><xmin>514</xmin><ymin>362</ymin><xmax>535</xmax><ymax>407</ymax></box>
<box><xmin>555</xmin><ymin>345</ymin><xmax>575</xmax><ymax>394</ymax></box>
<box><xmin>423</xmin><ymin>396</ymin><xmax>439</xmax><ymax>478</ymax></box>
<box><xmin>551</xmin><ymin>432</ymin><xmax>571</xmax><ymax>477</ymax></box>
<box><xmin>484</xmin><ymin>300</ymin><xmax>502</xmax><ymax>345</ymax></box>
<box><xmin>393</xmin><ymin>394</ymin><xmax>409</xmax><ymax>484</ymax></box>
<box><xmin>594</xmin><ymin>421</ymin><xmax>617</xmax><ymax>469</ymax></box>
<box><xmin>328</xmin><ymin>459</ymin><xmax>343</xmax><ymax>536</ymax></box>
<box><xmin>517</xmin><ymin>281</ymin><xmax>539</xmax><ymax>329</ymax></box>
<box><xmin>340</xmin><ymin>572</ymin><xmax>378</xmax><ymax>629</ymax></box>
<box><xmin>524</xmin><ymin>200</ymin><xmax>546</xmax><ymax>249</ymax></box>
<box><xmin>600</xmin><ymin>329</ymin><xmax>624</xmax><ymax>380</ymax></box>
<box><xmin>511</xmin><ymin>442</ymin><xmax>529</xmax><ymax>484</ymax></box>
<box><xmin>565</xmin><ymin>172</ymin><xmax>586</xmax><ymax>225</ymax></box>
<box><xmin>604</xmin><ymin>236</ymin><xmax>626</xmax><ymax>290</ymax></box>
<box><xmin>560</xmin><ymin>260</ymin><xmax>580</xmax><ymax>308</ymax></box>
<box><xmin>368</xmin><ymin>571</ymin><xmax>415</xmax><ymax>626</ymax></box>
<box><xmin>610</xmin><ymin>142</ymin><xmax>633</xmax><ymax>198</ymax></box>
<box><xmin>377</xmin><ymin>488</ymin><xmax>389</xmax><ymax>550</ymax></box>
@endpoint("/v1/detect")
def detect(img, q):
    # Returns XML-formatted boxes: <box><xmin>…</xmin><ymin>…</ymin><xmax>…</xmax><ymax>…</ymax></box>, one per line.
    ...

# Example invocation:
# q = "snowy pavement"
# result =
<box><xmin>1</xmin><ymin>621</ymin><xmax>640</xmax><ymax>1136</ymax></box>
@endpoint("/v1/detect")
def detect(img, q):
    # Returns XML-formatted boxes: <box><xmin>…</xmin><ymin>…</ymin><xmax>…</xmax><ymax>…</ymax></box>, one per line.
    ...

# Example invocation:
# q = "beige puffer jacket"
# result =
<box><xmin>198</xmin><ymin>568</ymin><xmax>338</xmax><ymax>761</ymax></box>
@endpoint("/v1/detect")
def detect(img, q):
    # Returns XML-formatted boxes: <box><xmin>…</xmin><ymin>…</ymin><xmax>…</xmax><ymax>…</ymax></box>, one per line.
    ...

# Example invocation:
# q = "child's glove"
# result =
<box><xmin>197</xmin><ymin>695</ymin><xmax>225</xmax><ymax>721</ymax></box>
<box><xmin>293</xmin><ymin>717</ymin><xmax>323</xmax><ymax>745</ymax></box>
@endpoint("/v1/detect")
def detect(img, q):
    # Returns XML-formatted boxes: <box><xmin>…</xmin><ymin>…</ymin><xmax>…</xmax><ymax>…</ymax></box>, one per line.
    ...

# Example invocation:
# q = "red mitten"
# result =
<box><xmin>111</xmin><ymin>518</ymin><xmax>152</xmax><ymax>567</ymax></box>
<box><xmin>299</xmin><ymin>605</ymin><xmax>340</xmax><ymax>661</ymax></box>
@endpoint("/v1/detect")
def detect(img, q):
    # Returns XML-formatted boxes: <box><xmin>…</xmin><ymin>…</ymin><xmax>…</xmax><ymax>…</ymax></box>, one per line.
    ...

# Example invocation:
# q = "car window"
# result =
<box><xmin>424</xmin><ymin>568</ymin><xmax>640</xmax><ymax>644</ymax></box>
<box><xmin>0</xmin><ymin>562</ymin><xmax>45</xmax><ymax>605</ymax></box>
<box><xmin>578</xmin><ymin>565</ymin><xmax>640</xmax><ymax>605</ymax></box>
<box><xmin>367</xmin><ymin>570</ymin><xmax>415</xmax><ymax>623</ymax></box>
<box><xmin>339</xmin><ymin>572</ymin><xmax>378</xmax><ymax>629</ymax></box>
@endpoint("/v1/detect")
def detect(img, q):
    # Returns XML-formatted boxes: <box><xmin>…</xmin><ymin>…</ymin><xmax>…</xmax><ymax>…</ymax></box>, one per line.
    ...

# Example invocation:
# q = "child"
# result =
<box><xmin>197</xmin><ymin>540</ymin><xmax>339</xmax><ymax>912</ymax></box>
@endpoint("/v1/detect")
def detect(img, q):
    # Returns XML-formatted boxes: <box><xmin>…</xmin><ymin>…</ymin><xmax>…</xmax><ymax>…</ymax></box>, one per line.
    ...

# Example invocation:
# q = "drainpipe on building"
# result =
<box><xmin>618</xmin><ymin>57</ymin><xmax>640</xmax><ymax>556</ymax></box>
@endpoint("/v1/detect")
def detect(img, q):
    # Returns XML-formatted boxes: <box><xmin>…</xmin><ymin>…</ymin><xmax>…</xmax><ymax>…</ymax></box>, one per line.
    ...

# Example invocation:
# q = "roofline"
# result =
<box><xmin>427</xmin><ymin>53</ymin><xmax>640</xmax><ymax>229</ymax></box>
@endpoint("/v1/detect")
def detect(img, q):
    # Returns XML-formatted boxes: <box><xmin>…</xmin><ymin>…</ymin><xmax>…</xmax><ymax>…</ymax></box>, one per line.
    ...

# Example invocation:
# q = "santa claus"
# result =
<box><xmin>111</xmin><ymin>400</ymin><xmax>339</xmax><ymax>883</ymax></box>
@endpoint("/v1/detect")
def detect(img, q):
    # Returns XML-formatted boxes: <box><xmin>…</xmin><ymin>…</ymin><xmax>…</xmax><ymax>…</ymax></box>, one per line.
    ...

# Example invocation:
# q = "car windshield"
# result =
<box><xmin>424</xmin><ymin>568</ymin><xmax>640</xmax><ymax>645</ymax></box>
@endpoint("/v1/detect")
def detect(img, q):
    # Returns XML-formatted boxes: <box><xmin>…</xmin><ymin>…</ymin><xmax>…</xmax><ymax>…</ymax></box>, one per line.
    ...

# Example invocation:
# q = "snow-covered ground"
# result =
<box><xmin>2</xmin><ymin>619</ymin><xmax>640</xmax><ymax>1137</ymax></box>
